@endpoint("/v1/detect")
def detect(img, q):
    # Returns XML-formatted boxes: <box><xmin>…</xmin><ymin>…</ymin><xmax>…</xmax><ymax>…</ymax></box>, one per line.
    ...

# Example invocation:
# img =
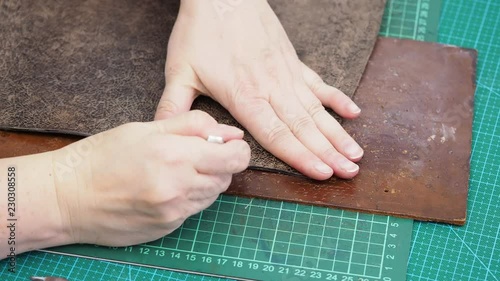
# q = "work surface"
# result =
<box><xmin>406</xmin><ymin>1</ymin><xmax>499</xmax><ymax>280</ymax></box>
<box><xmin>1</xmin><ymin>0</ymin><xmax>499</xmax><ymax>280</ymax></box>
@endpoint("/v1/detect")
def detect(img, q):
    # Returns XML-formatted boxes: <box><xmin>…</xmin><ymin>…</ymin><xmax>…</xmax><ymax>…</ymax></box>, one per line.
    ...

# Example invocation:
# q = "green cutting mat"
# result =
<box><xmin>44</xmin><ymin>197</ymin><xmax>412</xmax><ymax>281</ymax></box>
<box><xmin>380</xmin><ymin>0</ymin><xmax>442</xmax><ymax>41</ymax></box>
<box><xmin>408</xmin><ymin>1</ymin><xmax>500</xmax><ymax>280</ymax></box>
<box><xmin>2</xmin><ymin>0</ymin><xmax>499</xmax><ymax>280</ymax></box>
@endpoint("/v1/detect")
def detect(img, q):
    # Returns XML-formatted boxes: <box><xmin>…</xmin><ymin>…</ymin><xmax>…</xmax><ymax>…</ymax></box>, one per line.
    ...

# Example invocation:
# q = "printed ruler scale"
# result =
<box><xmin>45</xmin><ymin>195</ymin><xmax>412</xmax><ymax>281</ymax></box>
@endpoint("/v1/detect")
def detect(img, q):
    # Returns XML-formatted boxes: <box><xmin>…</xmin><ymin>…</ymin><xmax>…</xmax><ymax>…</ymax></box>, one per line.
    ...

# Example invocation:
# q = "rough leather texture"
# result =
<box><xmin>0</xmin><ymin>38</ymin><xmax>476</xmax><ymax>224</ymax></box>
<box><xmin>0</xmin><ymin>0</ymin><xmax>386</xmax><ymax>175</ymax></box>
<box><xmin>0</xmin><ymin>0</ymin><xmax>174</xmax><ymax>136</ymax></box>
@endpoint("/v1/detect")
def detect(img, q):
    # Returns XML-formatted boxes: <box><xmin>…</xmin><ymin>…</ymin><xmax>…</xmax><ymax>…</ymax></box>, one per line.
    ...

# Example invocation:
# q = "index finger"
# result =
<box><xmin>232</xmin><ymin>99</ymin><xmax>334</xmax><ymax>180</ymax></box>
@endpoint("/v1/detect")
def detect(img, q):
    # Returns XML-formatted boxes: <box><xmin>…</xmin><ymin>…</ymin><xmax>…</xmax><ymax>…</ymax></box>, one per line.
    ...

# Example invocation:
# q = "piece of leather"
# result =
<box><xmin>228</xmin><ymin>38</ymin><xmax>475</xmax><ymax>225</ymax></box>
<box><xmin>0</xmin><ymin>0</ymin><xmax>386</xmax><ymax>176</ymax></box>
<box><xmin>0</xmin><ymin>0</ymin><xmax>174</xmax><ymax>136</ymax></box>
<box><xmin>0</xmin><ymin>38</ymin><xmax>476</xmax><ymax>224</ymax></box>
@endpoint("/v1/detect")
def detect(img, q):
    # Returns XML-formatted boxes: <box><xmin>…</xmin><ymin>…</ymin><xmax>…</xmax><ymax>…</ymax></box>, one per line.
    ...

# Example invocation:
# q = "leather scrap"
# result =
<box><xmin>228</xmin><ymin>38</ymin><xmax>475</xmax><ymax>225</ymax></box>
<box><xmin>0</xmin><ymin>38</ymin><xmax>476</xmax><ymax>224</ymax></box>
<box><xmin>0</xmin><ymin>0</ymin><xmax>386</xmax><ymax>175</ymax></box>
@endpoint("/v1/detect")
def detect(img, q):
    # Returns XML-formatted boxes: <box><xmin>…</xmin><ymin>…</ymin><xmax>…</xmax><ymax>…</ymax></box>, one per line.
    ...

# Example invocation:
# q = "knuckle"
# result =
<box><xmin>159</xmin><ymin>144</ymin><xmax>188</xmax><ymax>166</ymax></box>
<box><xmin>209</xmin><ymin>181</ymin><xmax>224</xmax><ymax>195</ymax></box>
<box><xmin>306</xmin><ymin>100</ymin><xmax>325</xmax><ymax>118</ymax></box>
<box><xmin>227</xmin><ymin>143</ymin><xmax>251</xmax><ymax>172</ymax></box>
<box><xmin>205</xmin><ymin>175</ymin><xmax>232</xmax><ymax>193</ymax></box>
<box><xmin>121</xmin><ymin>121</ymin><xmax>153</xmax><ymax>136</ymax></box>
<box><xmin>150</xmin><ymin>141</ymin><xmax>167</xmax><ymax>158</ymax></box>
<box><xmin>260</xmin><ymin>48</ymin><xmax>284</xmax><ymax>85</ymax></box>
<box><xmin>188</xmin><ymin>109</ymin><xmax>211</xmax><ymax>120</ymax></box>
<box><xmin>219</xmin><ymin>175</ymin><xmax>233</xmax><ymax>192</ymax></box>
<box><xmin>156</xmin><ymin>98</ymin><xmax>178</xmax><ymax>116</ymax></box>
<box><xmin>290</xmin><ymin>115</ymin><xmax>314</xmax><ymax>137</ymax></box>
<box><xmin>260</xmin><ymin>48</ymin><xmax>279</xmax><ymax>68</ymax></box>
<box><xmin>242</xmin><ymin>97</ymin><xmax>270</xmax><ymax>117</ymax></box>
<box><xmin>165</xmin><ymin>63</ymin><xmax>185</xmax><ymax>79</ymax></box>
<box><xmin>197</xmin><ymin>177</ymin><xmax>226</xmax><ymax>198</ymax></box>
<box><xmin>309</xmin><ymin>76</ymin><xmax>325</xmax><ymax>93</ymax></box>
<box><xmin>265</xmin><ymin>123</ymin><xmax>290</xmax><ymax>145</ymax></box>
<box><xmin>122</xmin><ymin>121</ymin><xmax>144</xmax><ymax>130</ymax></box>
<box><xmin>230</xmin><ymin>78</ymin><xmax>258</xmax><ymax>106</ymax></box>
<box><xmin>143</xmin><ymin>185</ymin><xmax>177</xmax><ymax>208</ymax></box>
<box><xmin>159</xmin><ymin>209</ymin><xmax>187</xmax><ymax>227</ymax></box>
<box><xmin>260</xmin><ymin>47</ymin><xmax>275</xmax><ymax>60</ymax></box>
<box><xmin>265</xmin><ymin>62</ymin><xmax>279</xmax><ymax>81</ymax></box>
<box><xmin>152</xmin><ymin>121</ymin><xmax>167</xmax><ymax>134</ymax></box>
<box><xmin>226</xmin><ymin>160</ymin><xmax>244</xmax><ymax>173</ymax></box>
<box><xmin>321</xmin><ymin>147</ymin><xmax>339</xmax><ymax>159</ymax></box>
<box><xmin>241</xmin><ymin>142</ymin><xmax>252</xmax><ymax>163</ymax></box>
<box><xmin>265</xmin><ymin>64</ymin><xmax>280</xmax><ymax>81</ymax></box>
<box><xmin>186</xmin><ymin>110</ymin><xmax>215</xmax><ymax>128</ymax></box>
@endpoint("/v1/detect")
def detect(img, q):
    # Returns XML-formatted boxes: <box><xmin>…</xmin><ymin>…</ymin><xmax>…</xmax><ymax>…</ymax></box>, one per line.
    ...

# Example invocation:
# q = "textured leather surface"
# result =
<box><xmin>0</xmin><ymin>0</ymin><xmax>174</xmax><ymax>135</ymax></box>
<box><xmin>0</xmin><ymin>0</ymin><xmax>386</xmax><ymax>175</ymax></box>
<box><xmin>0</xmin><ymin>38</ymin><xmax>476</xmax><ymax>224</ymax></box>
<box><xmin>228</xmin><ymin>38</ymin><xmax>475</xmax><ymax>225</ymax></box>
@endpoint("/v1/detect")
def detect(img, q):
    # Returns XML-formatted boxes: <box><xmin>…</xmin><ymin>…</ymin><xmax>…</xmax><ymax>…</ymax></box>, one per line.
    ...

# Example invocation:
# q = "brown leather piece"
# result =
<box><xmin>0</xmin><ymin>130</ymin><xmax>79</xmax><ymax>158</ymax></box>
<box><xmin>0</xmin><ymin>38</ymin><xmax>475</xmax><ymax>224</ymax></box>
<box><xmin>270</xmin><ymin>0</ymin><xmax>387</xmax><ymax>100</ymax></box>
<box><xmin>0</xmin><ymin>0</ymin><xmax>386</xmax><ymax>176</ymax></box>
<box><xmin>0</xmin><ymin>0</ymin><xmax>175</xmax><ymax>135</ymax></box>
<box><xmin>228</xmin><ymin>38</ymin><xmax>475</xmax><ymax>225</ymax></box>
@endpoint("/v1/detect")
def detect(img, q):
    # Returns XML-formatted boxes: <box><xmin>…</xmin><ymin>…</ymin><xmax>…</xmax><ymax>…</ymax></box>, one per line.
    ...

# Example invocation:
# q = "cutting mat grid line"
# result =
<box><xmin>164</xmin><ymin>197</ymin><xmax>390</xmax><ymax>277</ymax></box>
<box><xmin>406</xmin><ymin>0</ymin><xmax>500</xmax><ymax>280</ymax></box>
<box><xmin>37</xmin><ymin>195</ymin><xmax>410</xmax><ymax>281</ymax></box>
<box><xmin>383</xmin><ymin>0</ymin><xmax>442</xmax><ymax>42</ymax></box>
<box><xmin>57</xmin><ymin>195</ymin><xmax>401</xmax><ymax>279</ymax></box>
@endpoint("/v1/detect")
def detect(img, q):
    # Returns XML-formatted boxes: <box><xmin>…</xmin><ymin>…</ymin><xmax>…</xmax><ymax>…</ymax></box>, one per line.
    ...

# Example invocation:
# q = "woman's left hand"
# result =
<box><xmin>155</xmin><ymin>0</ymin><xmax>364</xmax><ymax>180</ymax></box>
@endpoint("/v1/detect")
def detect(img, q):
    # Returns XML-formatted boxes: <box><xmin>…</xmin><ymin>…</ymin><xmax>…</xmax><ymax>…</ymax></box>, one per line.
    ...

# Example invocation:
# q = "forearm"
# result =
<box><xmin>0</xmin><ymin>152</ymin><xmax>72</xmax><ymax>259</ymax></box>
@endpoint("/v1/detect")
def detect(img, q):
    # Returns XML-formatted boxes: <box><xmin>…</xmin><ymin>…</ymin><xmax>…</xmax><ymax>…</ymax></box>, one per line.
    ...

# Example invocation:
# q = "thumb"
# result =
<box><xmin>154</xmin><ymin>81</ymin><xmax>197</xmax><ymax>120</ymax></box>
<box><xmin>152</xmin><ymin>110</ymin><xmax>244</xmax><ymax>140</ymax></box>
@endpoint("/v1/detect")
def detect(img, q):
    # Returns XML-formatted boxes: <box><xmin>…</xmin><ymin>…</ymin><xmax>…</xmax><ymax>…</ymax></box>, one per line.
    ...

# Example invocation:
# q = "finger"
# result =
<box><xmin>317</xmin><ymin>110</ymin><xmax>363</xmax><ymax>163</ymax></box>
<box><xmin>155</xmin><ymin>82</ymin><xmax>197</xmax><ymax>120</ymax></box>
<box><xmin>295</xmin><ymin>83</ymin><xmax>364</xmax><ymax>174</ymax></box>
<box><xmin>301</xmin><ymin>62</ymin><xmax>361</xmax><ymax>119</ymax></box>
<box><xmin>192</xmin><ymin>194</ymin><xmax>220</xmax><ymax>214</ymax></box>
<box><xmin>269</xmin><ymin>89</ymin><xmax>359</xmax><ymax>178</ymax></box>
<box><xmin>192</xmin><ymin>139</ymin><xmax>251</xmax><ymax>175</ymax></box>
<box><xmin>233</xmin><ymin>99</ymin><xmax>334</xmax><ymax>180</ymax></box>
<box><xmin>152</xmin><ymin>110</ymin><xmax>244</xmax><ymax>141</ymax></box>
<box><xmin>189</xmin><ymin>174</ymin><xmax>232</xmax><ymax>201</ymax></box>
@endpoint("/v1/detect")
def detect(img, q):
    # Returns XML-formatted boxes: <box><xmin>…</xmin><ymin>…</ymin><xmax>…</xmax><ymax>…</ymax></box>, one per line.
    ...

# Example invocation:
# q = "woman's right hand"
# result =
<box><xmin>52</xmin><ymin>110</ymin><xmax>250</xmax><ymax>247</ymax></box>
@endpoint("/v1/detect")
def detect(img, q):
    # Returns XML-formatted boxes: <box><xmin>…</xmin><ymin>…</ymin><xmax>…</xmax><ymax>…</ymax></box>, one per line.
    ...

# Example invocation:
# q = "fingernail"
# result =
<box><xmin>345</xmin><ymin>142</ymin><xmax>364</xmax><ymax>159</ymax></box>
<box><xmin>340</xmin><ymin>159</ymin><xmax>359</xmax><ymax>173</ymax></box>
<box><xmin>349</xmin><ymin>103</ymin><xmax>361</xmax><ymax>114</ymax></box>
<box><xmin>314</xmin><ymin>162</ymin><xmax>333</xmax><ymax>174</ymax></box>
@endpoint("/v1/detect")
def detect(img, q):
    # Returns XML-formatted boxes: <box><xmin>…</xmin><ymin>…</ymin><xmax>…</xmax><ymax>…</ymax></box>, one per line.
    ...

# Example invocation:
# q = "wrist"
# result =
<box><xmin>51</xmin><ymin>145</ymin><xmax>88</xmax><ymax>245</ymax></box>
<box><xmin>32</xmin><ymin>151</ymin><xmax>74</xmax><ymax>250</ymax></box>
<box><xmin>179</xmin><ymin>0</ymin><xmax>268</xmax><ymax>19</ymax></box>
<box><xmin>0</xmin><ymin>152</ymin><xmax>73</xmax><ymax>258</ymax></box>
<box><xmin>51</xmin><ymin>134</ymin><xmax>104</xmax><ymax>245</ymax></box>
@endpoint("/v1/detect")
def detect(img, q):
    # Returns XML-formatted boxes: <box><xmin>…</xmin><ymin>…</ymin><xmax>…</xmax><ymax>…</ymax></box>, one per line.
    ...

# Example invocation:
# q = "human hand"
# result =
<box><xmin>52</xmin><ymin>110</ymin><xmax>250</xmax><ymax>246</ymax></box>
<box><xmin>155</xmin><ymin>0</ymin><xmax>363</xmax><ymax>180</ymax></box>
